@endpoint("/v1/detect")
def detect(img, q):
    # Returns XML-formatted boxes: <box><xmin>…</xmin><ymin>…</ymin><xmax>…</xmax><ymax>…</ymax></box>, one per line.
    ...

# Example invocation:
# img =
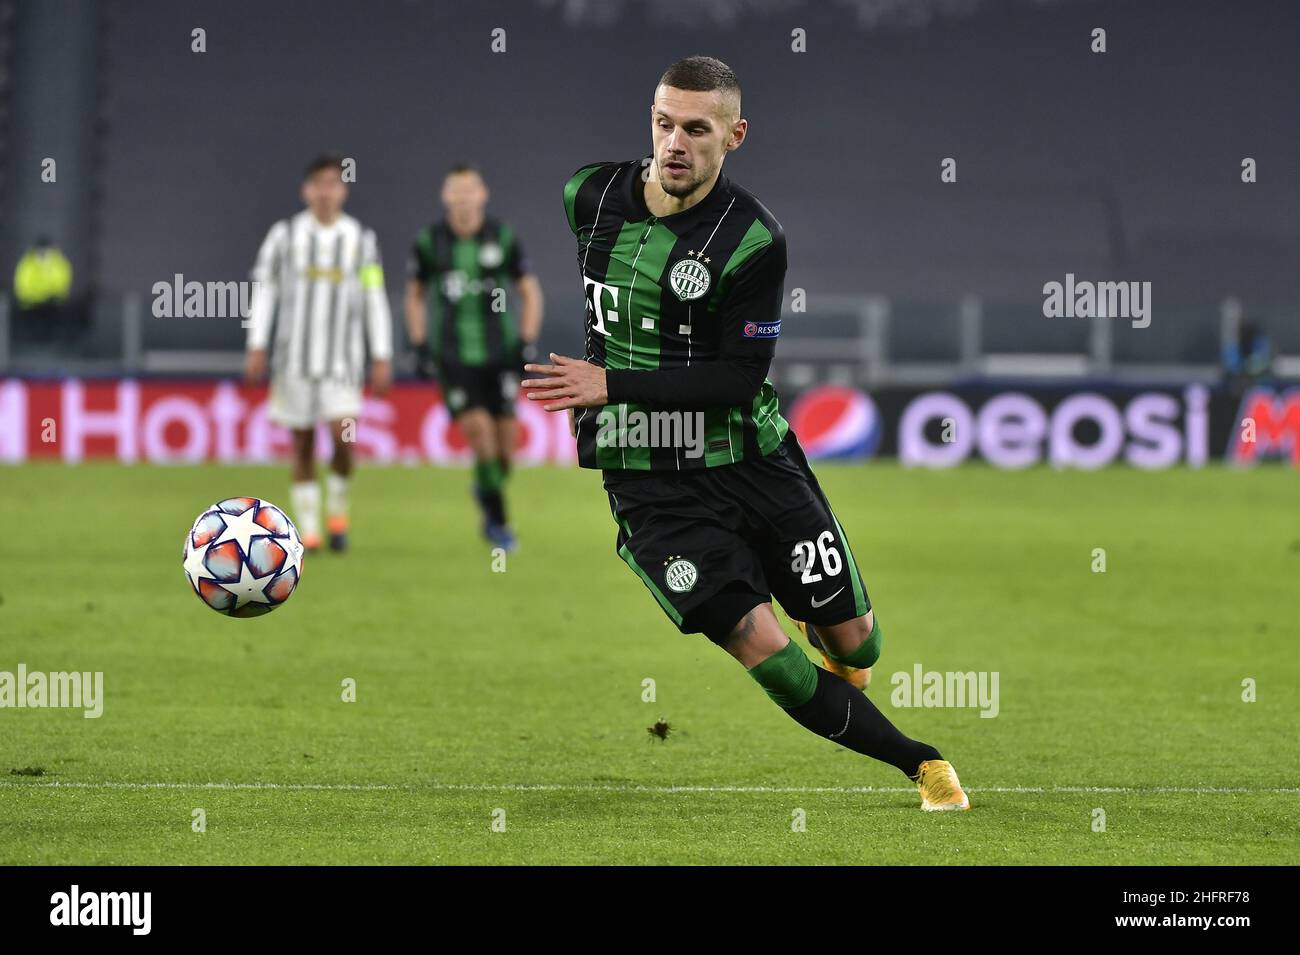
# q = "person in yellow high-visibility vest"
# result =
<box><xmin>13</xmin><ymin>238</ymin><xmax>73</xmax><ymax>310</ymax></box>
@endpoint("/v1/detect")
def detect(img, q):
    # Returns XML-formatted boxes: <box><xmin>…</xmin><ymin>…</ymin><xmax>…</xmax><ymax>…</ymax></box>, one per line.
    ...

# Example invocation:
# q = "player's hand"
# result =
<box><xmin>411</xmin><ymin>340</ymin><xmax>438</xmax><ymax>380</ymax></box>
<box><xmin>370</xmin><ymin>359</ymin><xmax>392</xmax><ymax>397</ymax></box>
<box><xmin>414</xmin><ymin>352</ymin><xmax>438</xmax><ymax>380</ymax></box>
<box><xmin>522</xmin><ymin>353</ymin><xmax>607</xmax><ymax>412</ymax></box>
<box><xmin>509</xmin><ymin>340</ymin><xmax>538</xmax><ymax>375</ymax></box>
<box><xmin>244</xmin><ymin>349</ymin><xmax>267</xmax><ymax>386</ymax></box>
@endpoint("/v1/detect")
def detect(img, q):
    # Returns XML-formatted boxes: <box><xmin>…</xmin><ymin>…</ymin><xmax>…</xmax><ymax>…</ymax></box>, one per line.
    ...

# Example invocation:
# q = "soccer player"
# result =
<box><xmin>243</xmin><ymin>153</ymin><xmax>393</xmax><ymax>553</ymax></box>
<box><xmin>405</xmin><ymin>163</ymin><xmax>544</xmax><ymax>551</ymax></box>
<box><xmin>524</xmin><ymin>57</ymin><xmax>969</xmax><ymax>810</ymax></box>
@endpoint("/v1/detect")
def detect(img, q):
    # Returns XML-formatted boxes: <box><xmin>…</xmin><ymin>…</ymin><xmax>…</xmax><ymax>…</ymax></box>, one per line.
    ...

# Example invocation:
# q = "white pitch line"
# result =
<box><xmin>2</xmin><ymin>781</ymin><xmax>1298</xmax><ymax>795</ymax></box>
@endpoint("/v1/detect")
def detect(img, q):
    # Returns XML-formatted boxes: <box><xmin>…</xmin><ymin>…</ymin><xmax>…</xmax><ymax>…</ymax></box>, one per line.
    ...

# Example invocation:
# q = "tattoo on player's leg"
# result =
<box><xmin>734</xmin><ymin>609</ymin><xmax>758</xmax><ymax>640</ymax></box>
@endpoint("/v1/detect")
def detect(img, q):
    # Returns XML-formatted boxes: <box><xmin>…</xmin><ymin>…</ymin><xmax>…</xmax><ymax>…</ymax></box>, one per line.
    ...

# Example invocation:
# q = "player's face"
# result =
<box><xmin>301</xmin><ymin>168</ymin><xmax>347</xmax><ymax>220</ymax></box>
<box><xmin>442</xmin><ymin>171</ymin><xmax>488</xmax><ymax>220</ymax></box>
<box><xmin>650</xmin><ymin>85</ymin><xmax>743</xmax><ymax>198</ymax></box>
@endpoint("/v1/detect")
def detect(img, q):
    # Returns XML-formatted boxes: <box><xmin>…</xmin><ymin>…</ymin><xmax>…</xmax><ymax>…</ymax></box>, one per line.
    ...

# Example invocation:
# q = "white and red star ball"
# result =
<box><xmin>182</xmin><ymin>497</ymin><xmax>304</xmax><ymax>617</ymax></box>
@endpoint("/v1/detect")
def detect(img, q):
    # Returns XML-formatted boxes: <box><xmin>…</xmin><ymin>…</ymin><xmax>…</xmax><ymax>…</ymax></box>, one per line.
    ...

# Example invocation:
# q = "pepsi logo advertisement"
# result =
<box><xmin>787</xmin><ymin>383</ymin><xmax>1295</xmax><ymax>468</ymax></box>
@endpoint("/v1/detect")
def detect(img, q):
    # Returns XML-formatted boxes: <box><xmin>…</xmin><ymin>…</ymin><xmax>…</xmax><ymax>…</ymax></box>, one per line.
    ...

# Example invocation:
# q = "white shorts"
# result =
<box><xmin>268</xmin><ymin>376</ymin><xmax>363</xmax><ymax>430</ymax></box>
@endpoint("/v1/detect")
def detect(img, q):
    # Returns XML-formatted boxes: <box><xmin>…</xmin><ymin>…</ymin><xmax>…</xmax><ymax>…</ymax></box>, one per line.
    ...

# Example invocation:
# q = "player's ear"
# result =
<box><xmin>727</xmin><ymin>118</ymin><xmax>747</xmax><ymax>152</ymax></box>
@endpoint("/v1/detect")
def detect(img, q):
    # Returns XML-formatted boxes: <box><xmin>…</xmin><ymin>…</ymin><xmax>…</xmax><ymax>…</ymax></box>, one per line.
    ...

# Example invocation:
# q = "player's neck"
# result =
<box><xmin>642</xmin><ymin>166</ymin><xmax>721</xmax><ymax>218</ymax></box>
<box><xmin>448</xmin><ymin>214</ymin><xmax>483</xmax><ymax>238</ymax></box>
<box><xmin>310</xmin><ymin>210</ymin><xmax>342</xmax><ymax>228</ymax></box>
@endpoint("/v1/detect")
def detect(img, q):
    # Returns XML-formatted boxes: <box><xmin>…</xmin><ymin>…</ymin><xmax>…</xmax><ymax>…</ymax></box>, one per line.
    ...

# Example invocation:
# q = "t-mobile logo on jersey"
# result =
<box><xmin>583</xmin><ymin>276</ymin><xmax>621</xmax><ymax>335</ymax></box>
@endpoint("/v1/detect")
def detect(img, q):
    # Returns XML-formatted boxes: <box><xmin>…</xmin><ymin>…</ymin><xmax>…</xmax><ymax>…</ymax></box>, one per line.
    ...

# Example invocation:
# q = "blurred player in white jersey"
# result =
<box><xmin>243</xmin><ymin>154</ymin><xmax>393</xmax><ymax>553</ymax></box>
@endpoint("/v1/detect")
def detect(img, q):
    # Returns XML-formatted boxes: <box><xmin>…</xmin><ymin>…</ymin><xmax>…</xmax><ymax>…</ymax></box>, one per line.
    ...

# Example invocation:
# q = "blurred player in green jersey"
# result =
<box><xmin>406</xmin><ymin>164</ymin><xmax>544</xmax><ymax>551</ymax></box>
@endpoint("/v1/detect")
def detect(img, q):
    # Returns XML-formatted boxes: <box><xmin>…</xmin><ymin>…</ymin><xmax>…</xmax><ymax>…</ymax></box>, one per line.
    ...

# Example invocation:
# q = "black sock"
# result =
<box><xmin>473</xmin><ymin>459</ymin><xmax>508</xmax><ymax>526</ymax></box>
<box><xmin>482</xmin><ymin>490</ymin><xmax>506</xmax><ymax>526</ymax></box>
<box><xmin>784</xmin><ymin>666</ymin><xmax>941</xmax><ymax>778</ymax></box>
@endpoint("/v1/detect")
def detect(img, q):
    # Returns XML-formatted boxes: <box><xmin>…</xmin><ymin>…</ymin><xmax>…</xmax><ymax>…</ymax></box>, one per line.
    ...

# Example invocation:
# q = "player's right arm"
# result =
<box><xmin>604</xmin><ymin>229</ymin><xmax>785</xmax><ymax>409</ymax></box>
<box><xmin>244</xmin><ymin>220</ymin><xmax>288</xmax><ymax>385</ymax></box>
<box><xmin>404</xmin><ymin>277</ymin><xmax>427</xmax><ymax>347</ymax></box>
<box><xmin>525</xmin><ymin>225</ymin><xmax>786</xmax><ymax>413</ymax></box>
<box><xmin>405</xmin><ymin>232</ymin><xmax>438</xmax><ymax>379</ymax></box>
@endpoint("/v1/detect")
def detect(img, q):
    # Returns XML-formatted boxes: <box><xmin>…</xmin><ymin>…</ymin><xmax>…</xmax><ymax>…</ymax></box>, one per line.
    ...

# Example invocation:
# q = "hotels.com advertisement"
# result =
<box><xmin>0</xmin><ymin>379</ymin><xmax>576</xmax><ymax>465</ymax></box>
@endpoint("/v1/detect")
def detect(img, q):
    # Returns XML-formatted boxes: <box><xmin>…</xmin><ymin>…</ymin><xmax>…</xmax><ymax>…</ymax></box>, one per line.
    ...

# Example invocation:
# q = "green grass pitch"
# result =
<box><xmin>1</xmin><ymin>461</ymin><xmax>1296</xmax><ymax>865</ymax></box>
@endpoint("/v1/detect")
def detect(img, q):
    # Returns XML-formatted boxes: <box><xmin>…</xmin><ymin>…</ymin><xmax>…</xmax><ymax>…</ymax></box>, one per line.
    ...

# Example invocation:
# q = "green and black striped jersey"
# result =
<box><xmin>408</xmin><ymin>218</ymin><xmax>529</xmax><ymax>367</ymax></box>
<box><xmin>563</xmin><ymin>157</ymin><xmax>790</xmax><ymax>472</ymax></box>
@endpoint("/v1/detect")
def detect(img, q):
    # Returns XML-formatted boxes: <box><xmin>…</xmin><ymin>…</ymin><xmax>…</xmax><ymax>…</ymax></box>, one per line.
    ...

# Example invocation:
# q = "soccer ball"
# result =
<box><xmin>181</xmin><ymin>497</ymin><xmax>304</xmax><ymax>617</ymax></box>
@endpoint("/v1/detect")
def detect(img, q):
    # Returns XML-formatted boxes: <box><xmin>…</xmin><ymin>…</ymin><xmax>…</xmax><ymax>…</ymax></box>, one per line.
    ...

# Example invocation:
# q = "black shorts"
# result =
<box><xmin>439</xmin><ymin>362</ymin><xmax>519</xmax><ymax>418</ymax></box>
<box><xmin>603</xmin><ymin>433</ymin><xmax>871</xmax><ymax>642</ymax></box>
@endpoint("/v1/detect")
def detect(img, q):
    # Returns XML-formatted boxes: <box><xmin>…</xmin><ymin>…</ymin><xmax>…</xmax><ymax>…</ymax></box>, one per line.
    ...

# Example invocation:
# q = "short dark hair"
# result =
<box><xmin>303</xmin><ymin>153</ymin><xmax>345</xmax><ymax>180</ymax></box>
<box><xmin>445</xmin><ymin>162</ymin><xmax>483</xmax><ymax>179</ymax></box>
<box><xmin>657</xmin><ymin>56</ymin><xmax>741</xmax><ymax>102</ymax></box>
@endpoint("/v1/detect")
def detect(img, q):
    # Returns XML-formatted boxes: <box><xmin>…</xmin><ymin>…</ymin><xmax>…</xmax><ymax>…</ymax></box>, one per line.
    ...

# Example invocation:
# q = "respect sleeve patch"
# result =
<box><xmin>742</xmin><ymin>320</ymin><xmax>782</xmax><ymax>339</ymax></box>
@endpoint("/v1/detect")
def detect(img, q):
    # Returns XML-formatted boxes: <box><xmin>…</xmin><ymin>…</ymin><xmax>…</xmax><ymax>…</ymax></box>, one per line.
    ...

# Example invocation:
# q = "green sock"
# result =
<box><xmin>474</xmin><ymin>459</ymin><xmax>504</xmax><ymax>493</ymax></box>
<box><xmin>826</xmin><ymin>616</ymin><xmax>883</xmax><ymax>669</ymax></box>
<box><xmin>748</xmin><ymin>640</ymin><xmax>819</xmax><ymax>708</ymax></box>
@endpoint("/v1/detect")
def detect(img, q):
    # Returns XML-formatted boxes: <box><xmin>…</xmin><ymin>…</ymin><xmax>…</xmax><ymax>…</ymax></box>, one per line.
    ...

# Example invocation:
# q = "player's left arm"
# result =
<box><xmin>523</xmin><ymin>228</ymin><xmax>785</xmax><ymax>412</ymax></box>
<box><xmin>359</xmin><ymin>228</ymin><xmax>393</xmax><ymax>396</ymax></box>
<box><xmin>516</xmin><ymin>274</ymin><xmax>544</xmax><ymax>356</ymax></box>
<box><xmin>507</xmin><ymin>232</ymin><xmax>544</xmax><ymax>361</ymax></box>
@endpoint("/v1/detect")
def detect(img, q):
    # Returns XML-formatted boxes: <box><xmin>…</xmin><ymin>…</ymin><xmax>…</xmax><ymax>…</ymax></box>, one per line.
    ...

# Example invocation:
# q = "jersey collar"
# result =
<box><xmin>624</xmin><ymin>155</ymin><xmax>730</xmax><ymax>229</ymax></box>
<box><xmin>439</xmin><ymin>218</ymin><xmax>488</xmax><ymax>241</ymax></box>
